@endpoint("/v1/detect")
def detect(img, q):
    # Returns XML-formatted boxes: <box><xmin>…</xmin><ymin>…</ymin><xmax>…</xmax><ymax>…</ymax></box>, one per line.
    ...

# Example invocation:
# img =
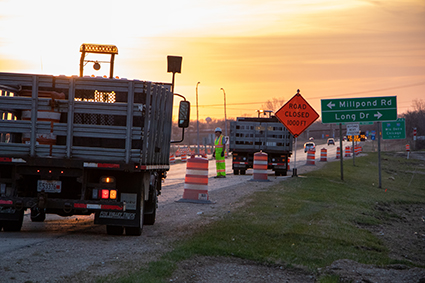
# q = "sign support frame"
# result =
<box><xmin>339</xmin><ymin>123</ymin><xmax>343</xmax><ymax>181</ymax></box>
<box><xmin>292</xmin><ymin>137</ymin><xmax>298</xmax><ymax>177</ymax></box>
<box><xmin>377</xmin><ymin>122</ymin><xmax>382</xmax><ymax>188</ymax></box>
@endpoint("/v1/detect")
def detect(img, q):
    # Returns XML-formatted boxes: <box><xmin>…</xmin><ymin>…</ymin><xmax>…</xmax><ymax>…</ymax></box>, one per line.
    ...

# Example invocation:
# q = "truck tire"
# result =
<box><xmin>144</xmin><ymin>173</ymin><xmax>160</xmax><ymax>225</ymax></box>
<box><xmin>31</xmin><ymin>208</ymin><xmax>46</xmax><ymax>222</ymax></box>
<box><xmin>240</xmin><ymin>170</ymin><xmax>246</xmax><ymax>175</ymax></box>
<box><xmin>125</xmin><ymin>189</ymin><xmax>144</xmax><ymax>236</ymax></box>
<box><xmin>106</xmin><ymin>225</ymin><xmax>124</xmax><ymax>235</ymax></box>
<box><xmin>3</xmin><ymin>210</ymin><xmax>24</xmax><ymax>232</ymax></box>
<box><xmin>144</xmin><ymin>190</ymin><xmax>157</xmax><ymax>225</ymax></box>
<box><xmin>233</xmin><ymin>169</ymin><xmax>240</xmax><ymax>175</ymax></box>
<box><xmin>144</xmin><ymin>207</ymin><xmax>156</xmax><ymax>226</ymax></box>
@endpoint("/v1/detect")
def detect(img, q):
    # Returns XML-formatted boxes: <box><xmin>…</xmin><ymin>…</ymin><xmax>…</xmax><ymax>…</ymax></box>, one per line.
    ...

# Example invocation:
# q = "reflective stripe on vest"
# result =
<box><xmin>215</xmin><ymin>135</ymin><xmax>225</xmax><ymax>148</ymax></box>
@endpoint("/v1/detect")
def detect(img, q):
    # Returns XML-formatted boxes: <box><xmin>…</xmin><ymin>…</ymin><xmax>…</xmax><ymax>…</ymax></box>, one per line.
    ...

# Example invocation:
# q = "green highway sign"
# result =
<box><xmin>382</xmin><ymin>118</ymin><xmax>406</xmax><ymax>140</ymax></box>
<box><xmin>321</xmin><ymin>96</ymin><xmax>397</xmax><ymax>124</ymax></box>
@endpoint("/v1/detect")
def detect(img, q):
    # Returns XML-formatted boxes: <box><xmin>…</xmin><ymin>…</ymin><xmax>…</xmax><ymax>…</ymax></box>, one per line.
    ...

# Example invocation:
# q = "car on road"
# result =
<box><xmin>304</xmin><ymin>142</ymin><xmax>315</xmax><ymax>152</ymax></box>
<box><xmin>327</xmin><ymin>138</ymin><xmax>335</xmax><ymax>145</ymax></box>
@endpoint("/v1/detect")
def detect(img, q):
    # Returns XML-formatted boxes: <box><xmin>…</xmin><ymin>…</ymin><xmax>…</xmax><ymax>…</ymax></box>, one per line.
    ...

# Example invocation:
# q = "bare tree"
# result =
<box><xmin>412</xmin><ymin>98</ymin><xmax>425</xmax><ymax>112</ymax></box>
<box><xmin>261</xmin><ymin>97</ymin><xmax>286</xmax><ymax>113</ymax></box>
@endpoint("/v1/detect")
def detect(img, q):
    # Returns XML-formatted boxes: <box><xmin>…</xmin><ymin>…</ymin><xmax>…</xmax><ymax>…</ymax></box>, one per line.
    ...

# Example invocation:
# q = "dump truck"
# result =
<box><xmin>0</xmin><ymin>45</ymin><xmax>190</xmax><ymax>235</ymax></box>
<box><xmin>229</xmin><ymin>111</ymin><xmax>293</xmax><ymax>176</ymax></box>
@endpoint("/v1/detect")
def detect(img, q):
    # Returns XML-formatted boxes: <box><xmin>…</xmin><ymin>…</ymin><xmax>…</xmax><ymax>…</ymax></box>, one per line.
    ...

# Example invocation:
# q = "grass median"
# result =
<box><xmin>111</xmin><ymin>151</ymin><xmax>425</xmax><ymax>283</ymax></box>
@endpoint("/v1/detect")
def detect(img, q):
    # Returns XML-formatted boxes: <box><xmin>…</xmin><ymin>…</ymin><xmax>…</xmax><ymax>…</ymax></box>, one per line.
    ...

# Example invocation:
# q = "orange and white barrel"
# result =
<box><xmin>177</xmin><ymin>156</ymin><xmax>211</xmax><ymax>204</ymax></box>
<box><xmin>169</xmin><ymin>154</ymin><xmax>175</xmax><ymax>164</ymax></box>
<box><xmin>181</xmin><ymin>153</ymin><xmax>187</xmax><ymax>162</ymax></box>
<box><xmin>406</xmin><ymin>144</ymin><xmax>410</xmax><ymax>152</ymax></box>
<box><xmin>320</xmin><ymin>148</ymin><xmax>327</xmax><ymax>162</ymax></box>
<box><xmin>306</xmin><ymin>149</ymin><xmax>315</xmax><ymax>165</ymax></box>
<box><xmin>21</xmin><ymin>110</ymin><xmax>61</xmax><ymax>145</ymax></box>
<box><xmin>336</xmin><ymin>147</ymin><xmax>340</xmax><ymax>159</ymax></box>
<box><xmin>287</xmin><ymin>158</ymin><xmax>290</xmax><ymax>171</ymax></box>
<box><xmin>251</xmin><ymin>151</ymin><xmax>269</xmax><ymax>181</ymax></box>
<box><xmin>345</xmin><ymin>146</ymin><xmax>351</xmax><ymax>157</ymax></box>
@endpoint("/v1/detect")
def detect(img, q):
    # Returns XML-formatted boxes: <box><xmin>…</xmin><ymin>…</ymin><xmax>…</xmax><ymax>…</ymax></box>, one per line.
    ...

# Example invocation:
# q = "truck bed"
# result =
<box><xmin>229</xmin><ymin>116</ymin><xmax>293</xmax><ymax>153</ymax></box>
<box><xmin>0</xmin><ymin>72</ymin><xmax>173</xmax><ymax>167</ymax></box>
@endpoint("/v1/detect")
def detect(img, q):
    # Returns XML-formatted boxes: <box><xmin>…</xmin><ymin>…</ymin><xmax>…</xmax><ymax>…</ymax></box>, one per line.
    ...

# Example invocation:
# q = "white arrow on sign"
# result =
<box><xmin>374</xmin><ymin>111</ymin><xmax>383</xmax><ymax>119</ymax></box>
<box><xmin>327</xmin><ymin>101</ymin><xmax>335</xmax><ymax>109</ymax></box>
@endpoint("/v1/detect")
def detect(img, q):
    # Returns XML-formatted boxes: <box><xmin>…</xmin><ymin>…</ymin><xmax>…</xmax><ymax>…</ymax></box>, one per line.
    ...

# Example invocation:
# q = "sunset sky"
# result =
<box><xmin>0</xmin><ymin>0</ymin><xmax>424</xmax><ymax>121</ymax></box>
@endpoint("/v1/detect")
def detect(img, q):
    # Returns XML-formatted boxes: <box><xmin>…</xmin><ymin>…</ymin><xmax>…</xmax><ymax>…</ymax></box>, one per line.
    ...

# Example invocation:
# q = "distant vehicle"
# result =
<box><xmin>327</xmin><ymin>138</ymin><xmax>335</xmax><ymax>145</ymax></box>
<box><xmin>229</xmin><ymin>115</ymin><xmax>293</xmax><ymax>176</ymax></box>
<box><xmin>304</xmin><ymin>142</ymin><xmax>316</xmax><ymax>152</ymax></box>
<box><xmin>309</xmin><ymin>137</ymin><xmax>314</xmax><ymax>141</ymax></box>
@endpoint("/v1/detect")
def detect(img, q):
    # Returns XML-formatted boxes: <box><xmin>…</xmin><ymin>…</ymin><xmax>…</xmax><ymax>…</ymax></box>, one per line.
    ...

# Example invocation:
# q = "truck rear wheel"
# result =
<box><xmin>240</xmin><ymin>170</ymin><xmax>246</xmax><ymax>175</ymax></box>
<box><xmin>106</xmin><ymin>225</ymin><xmax>124</xmax><ymax>235</ymax></box>
<box><xmin>144</xmin><ymin>191</ymin><xmax>157</xmax><ymax>226</ymax></box>
<box><xmin>31</xmin><ymin>208</ymin><xmax>46</xmax><ymax>222</ymax></box>
<box><xmin>233</xmin><ymin>169</ymin><xmax>240</xmax><ymax>175</ymax></box>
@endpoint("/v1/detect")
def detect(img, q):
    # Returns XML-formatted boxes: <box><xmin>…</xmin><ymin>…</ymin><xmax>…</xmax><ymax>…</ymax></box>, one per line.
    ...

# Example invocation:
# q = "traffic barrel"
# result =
<box><xmin>287</xmin><ymin>158</ymin><xmax>290</xmax><ymax>171</ymax></box>
<box><xmin>406</xmin><ymin>144</ymin><xmax>410</xmax><ymax>151</ymax></box>
<box><xmin>169</xmin><ymin>154</ymin><xmax>175</xmax><ymax>164</ymax></box>
<box><xmin>306</xmin><ymin>149</ymin><xmax>315</xmax><ymax>165</ymax></box>
<box><xmin>250</xmin><ymin>151</ymin><xmax>269</xmax><ymax>182</ymax></box>
<box><xmin>177</xmin><ymin>156</ymin><xmax>212</xmax><ymax>204</ymax></box>
<box><xmin>181</xmin><ymin>152</ymin><xmax>187</xmax><ymax>162</ymax></box>
<box><xmin>320</xmin><ymin>148</ymin><xmax>327</xmax><ymax>162</ymax></box>
<box><xmin>355</xmin><ymin>145</ymin><xmax>360</xmax><ymax>155</ymax></box>
<box><xmin>336</xmin><ymin>147</ymin><xmax>340</xmax><ymax>159</ymax></box>
<box><xmin>345</xmin><ymin>146</ymin><xmax>351</xmax><ymax>157</ymax></box>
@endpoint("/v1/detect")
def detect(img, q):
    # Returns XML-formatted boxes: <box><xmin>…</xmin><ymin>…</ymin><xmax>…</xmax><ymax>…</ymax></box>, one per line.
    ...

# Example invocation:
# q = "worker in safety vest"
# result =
<box><xmin>213</xmin><ymin>127</ymin><xmax>226</xmax><ymax>178</ymax></box>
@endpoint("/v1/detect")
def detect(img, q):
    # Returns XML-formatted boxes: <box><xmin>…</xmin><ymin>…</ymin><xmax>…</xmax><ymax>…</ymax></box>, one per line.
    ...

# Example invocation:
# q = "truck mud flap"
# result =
<box><xmin>94</xmin><ymin>210</ymin><xmax>140</xmax><ymax>227</ymax></box>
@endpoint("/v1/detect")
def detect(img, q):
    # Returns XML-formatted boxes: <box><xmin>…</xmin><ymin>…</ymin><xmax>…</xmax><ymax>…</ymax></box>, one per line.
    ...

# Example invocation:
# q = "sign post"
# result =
<box><xmin>275</xmin><ymin>90</ymin><xmax>320</xmax><ymax>177</ymax></box>
<box><xmin>346</xmin><ymin>123</ymin><xmax>359</xmax><ymax>166</ymax></box>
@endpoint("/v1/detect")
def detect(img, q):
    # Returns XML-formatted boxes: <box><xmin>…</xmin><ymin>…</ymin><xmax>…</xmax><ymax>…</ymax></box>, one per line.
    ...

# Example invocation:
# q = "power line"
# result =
<box><xmin>173</xmin><ymin>81</ymin><xmax>425</xmax><ymax>108</ymax></box>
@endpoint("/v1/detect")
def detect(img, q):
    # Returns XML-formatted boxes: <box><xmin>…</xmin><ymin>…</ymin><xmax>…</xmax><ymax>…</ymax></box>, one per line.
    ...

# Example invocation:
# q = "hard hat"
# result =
<box><xmin>215</xmin><ymin>127</ymin><xmax>222</xmax><ymax>132</ymax></box>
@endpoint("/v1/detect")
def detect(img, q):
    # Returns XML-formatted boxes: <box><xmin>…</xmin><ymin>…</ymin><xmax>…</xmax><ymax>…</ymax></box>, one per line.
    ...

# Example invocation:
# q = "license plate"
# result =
<box><xmin>37</xmin><ymin>180</ymin><xmax>62</xmax><ymax>193</ymax></box>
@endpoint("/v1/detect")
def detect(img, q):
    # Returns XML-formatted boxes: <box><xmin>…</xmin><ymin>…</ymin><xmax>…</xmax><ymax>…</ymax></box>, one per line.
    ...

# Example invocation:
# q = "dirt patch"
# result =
<box><xmin>322</xmin><ymin>259</ymin><xmax>425</xmax><ymax>283</ymax></box>
<box><xmin>169</xmin><ymin>256</ymin><xmax>315</xmax><ymax>283</ymax></box>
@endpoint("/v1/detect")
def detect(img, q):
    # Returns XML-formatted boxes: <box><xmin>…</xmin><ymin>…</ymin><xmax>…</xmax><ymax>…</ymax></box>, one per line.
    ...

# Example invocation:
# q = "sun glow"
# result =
<box><xmin>1</xmin><ymin>0</ymin><xmax>424</xmax><ymax>119</ymax></box>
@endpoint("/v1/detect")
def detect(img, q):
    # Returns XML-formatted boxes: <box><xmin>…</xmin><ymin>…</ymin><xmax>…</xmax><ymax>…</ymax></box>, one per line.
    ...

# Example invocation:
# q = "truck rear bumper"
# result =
<box><xmin>0</xmin><ymin>197</ymin><xmax>124</xmax><ymax>215</ymax></box>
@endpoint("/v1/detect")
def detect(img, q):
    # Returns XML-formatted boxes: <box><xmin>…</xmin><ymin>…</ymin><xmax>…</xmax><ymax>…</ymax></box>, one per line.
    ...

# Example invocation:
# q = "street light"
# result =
<box><xmin>196</xmin><ymin>82</ymin><xmax>201</xmax><ymax>155</ymax></box>
<box><xmin>220</xmin><ymin>88</ymin><xmax>228</xmax><ymax>138</ymax></box>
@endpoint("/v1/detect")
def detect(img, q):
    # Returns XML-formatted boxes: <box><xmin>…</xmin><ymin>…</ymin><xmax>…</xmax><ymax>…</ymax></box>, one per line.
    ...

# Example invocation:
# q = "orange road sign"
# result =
<box><xmin>275</xmin><ymin>90</ymin><xmax>320</xmax><ymax>138</ymax></box>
